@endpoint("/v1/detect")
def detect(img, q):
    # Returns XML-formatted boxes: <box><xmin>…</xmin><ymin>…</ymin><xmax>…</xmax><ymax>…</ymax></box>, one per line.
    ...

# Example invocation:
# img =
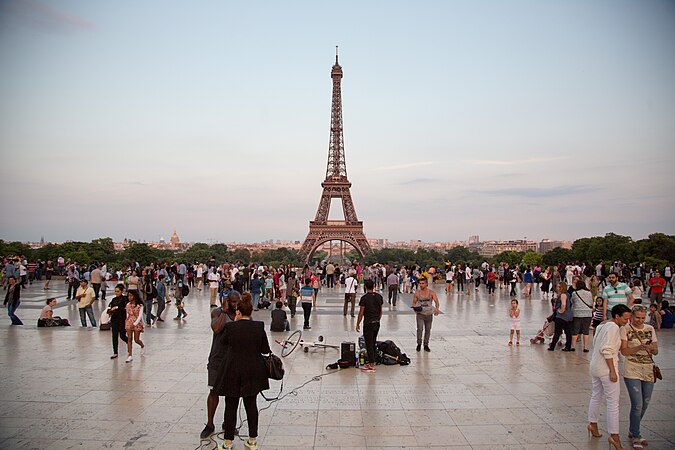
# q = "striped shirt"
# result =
<box><xmin>602</xmin><ymin>282</ymin><xmax>632</xmax><ymax>309</ymax></box>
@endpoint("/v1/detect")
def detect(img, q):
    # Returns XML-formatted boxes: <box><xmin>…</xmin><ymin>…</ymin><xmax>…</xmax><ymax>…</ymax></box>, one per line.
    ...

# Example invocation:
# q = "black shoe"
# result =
<box><xmin>303</xmin><ymin>325</ymin><xmax>311</xmax><ymax>330</ymax></box>
<box><xmin>416</xmin><ymin>344</ymin><xmax>421</xmax><ymax>352</ymax></box>
<box><xmin>547</xmin><ymin>347</ymin><xmax>555</xmax><ymax>351</ymax></box>
<box><xmin>424</xmin><ymin>345</ymin><xmax>431</xmax><ymax>352</ymax></box>
<box><xmin>157</xmin><ymin>318</ymin><xmax>164</xmax><ymax>322</ymax></box>
<box><xmin>200</xmin><ymin>424</ymin><xmax>215</xmax><ymax>439</ymax></box>
<box><xmin>562</xmin><ymin>348</ymin><xmax>571</xmax><ymax>352</ymax></box>
<box><xmin>209</xmin><ymin>304</ymin><xmax>217</xmax><ymax>308</ymax></box>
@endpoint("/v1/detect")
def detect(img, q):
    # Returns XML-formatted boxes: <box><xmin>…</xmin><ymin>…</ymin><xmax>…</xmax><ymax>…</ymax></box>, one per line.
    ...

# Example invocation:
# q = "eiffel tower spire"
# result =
<box><xmin>326</xmin><ymin>45</ymin><xmax>347</xmax><ymax>181</ymax></box>
<box><xmin>299</xmin><ymin>50</ymin><xmax>372</xmax><ymax>263</ymax></box>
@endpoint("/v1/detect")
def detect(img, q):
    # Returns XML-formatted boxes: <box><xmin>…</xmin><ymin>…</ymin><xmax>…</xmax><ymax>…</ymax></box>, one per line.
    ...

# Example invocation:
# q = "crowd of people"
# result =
<box><xmin>2</xmin><ymin>255</ymin><xmax>671</xmax><ymax>449</ymax></box>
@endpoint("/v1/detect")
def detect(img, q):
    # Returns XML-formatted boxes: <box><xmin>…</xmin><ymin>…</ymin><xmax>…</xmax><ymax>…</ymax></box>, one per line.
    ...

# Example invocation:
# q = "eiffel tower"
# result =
<box><xmin>298</xmin><ymin>49</ymin><xmax>372</xmax><ymax>263</ymax></box>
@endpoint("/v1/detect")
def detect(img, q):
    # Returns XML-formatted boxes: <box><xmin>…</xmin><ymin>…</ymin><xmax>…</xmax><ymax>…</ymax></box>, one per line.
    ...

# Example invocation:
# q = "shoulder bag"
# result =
<box><xmin>263</xmin><ymin>353</ymin><xmax>284</xmax><ymax>380</ymax></box>
<box><xmin>629</xmin><ymin>324</ymin><xmax>662</xmax><ymax>382</ymax></box>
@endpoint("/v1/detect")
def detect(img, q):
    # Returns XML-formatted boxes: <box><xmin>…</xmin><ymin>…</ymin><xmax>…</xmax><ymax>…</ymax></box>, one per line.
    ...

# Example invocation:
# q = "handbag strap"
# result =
<box><xmin>574</xmin><ymin>291</ymin><xmax>593</xmax><ymax>309</ymax></box>
<box><xmin>628</xmin><ymin>324</ymin><xmax>656</xmax><ymax>365</ymax></box>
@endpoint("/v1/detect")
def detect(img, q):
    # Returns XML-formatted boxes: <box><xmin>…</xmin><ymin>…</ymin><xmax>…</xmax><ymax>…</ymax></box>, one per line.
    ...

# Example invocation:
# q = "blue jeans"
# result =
<box><xmin>252</xmin><ymin>292</ymin><xmax>260</xmax><ymax>308</ymax></box>
<box><xmin>624</xmin><ymin>377</ymin><xmax>654</xmax><ymax>438</ymax></box>
<box><xmin>79</xmin><ymin>305</ymin><xmax>96</xmax><ymax>327</ymax></box>
<box><xmin>7</xmin><ymin>301</ymin><xmax>23</xmax><ymax>325</ymax></box>
<box><xmin>144</xmin><ymin>300</ymin><xmax>155</xmax><ymax>324</ymax></box>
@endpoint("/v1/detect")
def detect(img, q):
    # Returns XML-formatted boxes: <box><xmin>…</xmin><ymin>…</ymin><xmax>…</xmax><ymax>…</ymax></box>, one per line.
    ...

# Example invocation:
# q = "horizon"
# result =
<box><xmin>1</xmin><ymin>1</ymin><xmax>674</xmax><ymax>243</ymax></box>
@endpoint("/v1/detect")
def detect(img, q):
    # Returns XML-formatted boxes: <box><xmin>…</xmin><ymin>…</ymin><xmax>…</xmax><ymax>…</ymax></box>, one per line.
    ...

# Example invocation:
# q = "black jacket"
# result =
<box><xmin>212</xmin><ymin>320</ymin><xmax>271</xmax><ymax>397</ymax></box>
<box><xmin>4</xmin><ymin>285</ymin><xmax>20</xmax><ymax>306</ymax></box>
<box><xmin>107</xmin><ymin>295</ymin><xmax>128</xmax><ymax>324</ymax></box>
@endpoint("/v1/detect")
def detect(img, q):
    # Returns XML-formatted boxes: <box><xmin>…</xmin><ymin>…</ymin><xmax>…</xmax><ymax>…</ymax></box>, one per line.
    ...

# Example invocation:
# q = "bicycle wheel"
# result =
<box><xmin>281</xmin><ymin>330</ymin><xmax>302</xmax><ymax>357</ymax></box>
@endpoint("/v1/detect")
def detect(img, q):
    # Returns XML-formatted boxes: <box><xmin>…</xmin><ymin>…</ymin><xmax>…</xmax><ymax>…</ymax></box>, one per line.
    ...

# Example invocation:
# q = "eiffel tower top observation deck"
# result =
<box><xmin>298</xmin><ymin>48</ymin><xmax>372</xmax><ymax>263</ymax></box>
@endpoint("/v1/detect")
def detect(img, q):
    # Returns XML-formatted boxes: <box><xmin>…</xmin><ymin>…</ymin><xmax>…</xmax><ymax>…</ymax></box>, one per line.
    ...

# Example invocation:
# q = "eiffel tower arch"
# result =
<box><xmin>299</xmin><ymin>49</ymin><xmax>372</xmax><ymax>263</ymax></box>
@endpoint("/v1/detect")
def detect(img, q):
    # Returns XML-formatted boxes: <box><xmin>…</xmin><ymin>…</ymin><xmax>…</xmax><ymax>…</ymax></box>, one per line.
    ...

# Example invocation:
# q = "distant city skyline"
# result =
<box><xmin>1</xmin><ymin>1</ymin><xmax>674</xmax><ymax>243</ymax></box>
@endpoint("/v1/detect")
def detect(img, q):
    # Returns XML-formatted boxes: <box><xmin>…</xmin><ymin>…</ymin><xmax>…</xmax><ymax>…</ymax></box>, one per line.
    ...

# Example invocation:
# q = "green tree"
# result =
<box><xmin>120</xmin><ymin>243</ymin><xmax>159</xmax><ymax>266</ymax></box>
<box><xmin>522</xmin><ymin>251</ymin><xmax>542</xmax><ymax>267</ymax></box>
<box><xmin>635</xmin><ymin>233</ymin><xmax>675</xmax><ymax>264</ymax></box>
<box><xmin>542</xmin><ymin>247</ymin><xmax>575</xmax><ymax>266</ymax></box>
<box><xmin>445</xmin><ymin>246</ymin><xmax>479</xmax><ymax>264</ymax></box>
<box><xmin>493</xmin><ymin>251</ymin><xmax>523</xmax><ymax>267</ymax></box>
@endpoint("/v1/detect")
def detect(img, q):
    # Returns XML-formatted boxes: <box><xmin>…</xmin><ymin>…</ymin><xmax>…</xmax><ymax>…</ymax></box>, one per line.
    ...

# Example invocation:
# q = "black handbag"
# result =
<box><xmin>263</xmin><ymin>353</ymin><xmax>284</xmax><ymax>380</ymax></box>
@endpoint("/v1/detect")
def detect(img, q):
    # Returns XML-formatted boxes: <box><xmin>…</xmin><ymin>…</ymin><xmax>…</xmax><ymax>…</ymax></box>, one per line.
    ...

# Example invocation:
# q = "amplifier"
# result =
<box><xmin>341</xmin><ymin>341</ymin><xmax>356</xmax><ymax>367</ymax></box>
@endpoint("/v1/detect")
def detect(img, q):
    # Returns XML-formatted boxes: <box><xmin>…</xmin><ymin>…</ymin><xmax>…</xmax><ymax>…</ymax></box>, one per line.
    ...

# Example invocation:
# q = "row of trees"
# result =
<box><xmin>1</xmin><ymin>233</ymin><xmax>673</xmax><ymax>270</ymax></box>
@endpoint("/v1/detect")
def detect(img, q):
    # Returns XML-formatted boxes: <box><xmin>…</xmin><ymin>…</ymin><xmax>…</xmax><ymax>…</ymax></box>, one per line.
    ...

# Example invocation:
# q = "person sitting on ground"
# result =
<box><xmin>270</xmin><ymin>301</ymin><xmax>290</xmax><ymax>332</ymax></box>
<box><xmin>37</xmin><ymin>298</ymin><xmax>70</xmax><ymax>327</ymax></box>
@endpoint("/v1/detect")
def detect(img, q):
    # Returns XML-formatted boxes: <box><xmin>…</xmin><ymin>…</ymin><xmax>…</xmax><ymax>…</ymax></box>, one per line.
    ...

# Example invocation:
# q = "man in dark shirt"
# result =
<box><xmin>356</xmin><ymin>279</ymin><xmax>383</xmax><ymax>373</ymax></box>
<box><xmin>270</xmin><ymin>301</ymin><xmax>290</xmax><ymax>332</ymax></box>
<box><xmin>202</xmin><ymin>290</ymin><xmax>240</xmax><ymax>439</ymax></box>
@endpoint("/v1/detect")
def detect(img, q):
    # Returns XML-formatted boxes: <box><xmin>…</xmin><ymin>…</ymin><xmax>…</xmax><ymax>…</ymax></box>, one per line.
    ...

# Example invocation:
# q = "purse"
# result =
<box><xmin>629</xmin><ymin>324</ymin><xmax>662</xmax><ymax>382</ymax></box>
<box><xmin>263</xmin><ymin>353</ymin><xmax>284</xmax><ymax>380</ymax></box>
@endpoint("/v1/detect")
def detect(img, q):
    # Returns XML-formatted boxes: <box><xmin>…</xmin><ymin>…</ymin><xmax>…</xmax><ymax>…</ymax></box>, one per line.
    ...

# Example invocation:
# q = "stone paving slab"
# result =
<box><xmin>0</xmin><ymin>281</ymin><xmax>673</xmax><ymax>449</ymax></box>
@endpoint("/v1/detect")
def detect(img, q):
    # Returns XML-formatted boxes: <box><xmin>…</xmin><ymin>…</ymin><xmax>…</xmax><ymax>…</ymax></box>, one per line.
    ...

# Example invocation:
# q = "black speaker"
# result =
<box><xmin>341</xmin><ymin>341</ymin><xmax>356</xmax><ymax>367</ymax></box>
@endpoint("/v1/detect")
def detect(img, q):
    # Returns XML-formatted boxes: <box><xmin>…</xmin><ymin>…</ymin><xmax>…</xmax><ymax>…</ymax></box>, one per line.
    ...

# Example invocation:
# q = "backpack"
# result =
<box><xmin>181</xmin><ymin>284</ymin><xmax>190</xmax><ymax>297</ymax></box>
<box><xmin>145</xmin><ymin>283</ymin><xmax>157</xmax><ymax>299</ymax></box>
<box><xmin>376</xmin><ymin>340</ymin><xmax>411</xmax><ymax>366</ymax></box>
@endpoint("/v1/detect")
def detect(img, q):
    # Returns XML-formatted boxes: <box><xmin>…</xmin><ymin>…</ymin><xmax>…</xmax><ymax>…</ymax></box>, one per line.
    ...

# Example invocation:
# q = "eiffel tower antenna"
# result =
<box><xmin>299</xmin><ymin>50</ymin><xmax>372</xmax><ymax>263</ymax></box>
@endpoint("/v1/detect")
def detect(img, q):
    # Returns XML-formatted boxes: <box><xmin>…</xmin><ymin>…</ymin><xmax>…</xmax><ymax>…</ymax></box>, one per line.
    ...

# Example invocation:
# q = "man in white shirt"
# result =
<box><xmin>343</xmin><ymin>273</ymin><xmax>358</xmax><ymax>317</ymax></box>
<box><xmin>208</xmin><ymin>268</ymin><xmax>220</xmax><ymax>307</ymax></box>
<box><xmin>75</xmin><ymin>279</ymin><xmax>97</xmax><ymax>327</ymax></box>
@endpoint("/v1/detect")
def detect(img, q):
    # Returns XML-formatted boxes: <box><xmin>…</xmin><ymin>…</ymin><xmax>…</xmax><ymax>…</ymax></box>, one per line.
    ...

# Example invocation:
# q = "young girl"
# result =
<box><xmin>648</xmin><ymin>303</ymin><xmax>662</xmax><ymax>330</ymax></box>
<box><xmin>509</xmin><ymin>299</ymin><xmax>521</xmax><ymax>345</ymax></box>
<box><xmin>125</xmin><ymin>290</ymin><xmax>145</xmax><ymax>362</ymax></box>
<box><xmin>591</xmin><ymin>297</ymin><xmax>604</xmax><ymax>330</ymax></box>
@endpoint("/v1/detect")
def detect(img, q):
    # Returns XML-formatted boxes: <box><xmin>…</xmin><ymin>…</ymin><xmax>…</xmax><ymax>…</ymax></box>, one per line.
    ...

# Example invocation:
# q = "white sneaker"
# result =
<box><xmin>125</xmin><ymin>356</ymin><xmax>133</xmax><ymax>363</ymax></box>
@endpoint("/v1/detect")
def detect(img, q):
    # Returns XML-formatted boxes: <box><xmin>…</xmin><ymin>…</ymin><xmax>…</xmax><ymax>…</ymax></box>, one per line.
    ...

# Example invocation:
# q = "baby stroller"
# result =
<box><xmin>530</xmin><ymin>318</ymin><xmax>557</xmax><ymax>345</ymax></box>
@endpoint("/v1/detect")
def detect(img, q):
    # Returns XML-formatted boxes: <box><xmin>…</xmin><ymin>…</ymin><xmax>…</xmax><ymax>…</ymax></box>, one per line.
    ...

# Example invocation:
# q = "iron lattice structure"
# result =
<box><xmin>299</xmin><ymin>50</ymin><xmax>372</xmax><ymax>263</ymax></box>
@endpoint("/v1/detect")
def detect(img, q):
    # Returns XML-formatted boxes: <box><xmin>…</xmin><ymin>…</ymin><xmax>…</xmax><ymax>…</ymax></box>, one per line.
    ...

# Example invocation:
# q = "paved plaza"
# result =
<box><xmin>0</xmin><ymin>279</ymin><xmax>673</xmax><ymax>449</ymax></box>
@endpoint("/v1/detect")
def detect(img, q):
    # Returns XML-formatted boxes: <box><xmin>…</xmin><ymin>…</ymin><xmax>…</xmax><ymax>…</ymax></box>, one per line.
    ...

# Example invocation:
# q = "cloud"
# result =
<box><xmin>1</xmin><ymin>0</ymin><xmax>95</xmax><ymax>33</ymax></box>
<box><xmin>119</xmin><ymin>181</ymin><xmax>148</xmax><ymax>187</ymax></box>
<box><xmin>465</xmin><ymin>156</ymin><xmax>567</xmax><ymax>166</ymax></box>
<box><xmin>400</xmin><ymin>178</ymin><xmax>439</xmax><ymax>185</ymax></box>
<box><xmin>372</xmin><ymin>161</ymin><xmax>435</xmax><ymax>171</ymax></box>
<box><xmin>476</xmin><ymin>184</ymin><xmax>600</xmax><ymax>198</ymax></box>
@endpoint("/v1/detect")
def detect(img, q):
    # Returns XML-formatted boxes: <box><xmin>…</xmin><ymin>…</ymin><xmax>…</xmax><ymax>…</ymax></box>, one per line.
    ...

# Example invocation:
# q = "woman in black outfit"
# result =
<box><xmin>212</xmin><ymin>292</ymin><xmax>270</xmax><ymax>450</ymax></box>
<box><xmin>107</xmin><ymin>284</ymin><xmax>128</xmax><ymax>359</ymax></box>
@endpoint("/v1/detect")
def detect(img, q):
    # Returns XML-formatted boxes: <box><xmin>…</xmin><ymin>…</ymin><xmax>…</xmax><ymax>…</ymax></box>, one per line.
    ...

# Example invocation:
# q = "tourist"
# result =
<box><xmin>196</xmin><ymin>263</ymin><xmax>204</xmax><ymax>291</ymax></box>
<box><xmin>587</xmin><ymin>304</ymin><xmax>631</xmax><ymax>450</ymax></box>
<box><xmin>249</xmin><ymin>273</ymin><xmax>262</xmax><ymax>310</ymax></box>
<box><xmin>299</xmin><ymin>277</ymin><xmax>315</xmax><ymax>330</ymax></box>
<box><xmin>266</xmin><ymin>272</ymin><xmax>277</xmax><ymax>303</ymax></box>
<box><xmin>277</xmin><ymin>268</ymin><xmax>286</xmax><ymax>301</ymax></box>
<box><xmin>156</xmin><ymin>274</ymin><xmax>167</xmax><ymax>322</ymax></box>
<box><xmin>620</xmin><ymin>305</ymin><xmax>659</xmax><ymax>449</ymax></box>
<box><xmin>647</xmin><ymin>303</ymin><xmax>661</xmax><ymax>330</ymax></box>
<box><xmin>3</xmin><ymin>275</ymin><xmax>22</xmax><ymax>325</ymax></box>
<box><xmin>602</xmin><ymin>273</ymin><xmax>635</xmax><ymax>319</ymax></box>
<box><xmin>90</xmin><ymin>264</ymin><xmax>102</xmax><ymax>300</ymax></box>
<box><xmin>212</xmin><ymin>293</ymin><xmax>271</xmax><ymax>450</ymax></box>
<box><xmin>551</xmin><ymin>266</ymin><xmax>561</xmax><ymax>300</ymax></box>
<box><xmin>43</xmin><ymin>260</ymin><xmax>54</xmax><ymax>290</ymax></box>
<box><xmin>325</xmin><ymin>262</ymin><xmax>335</xmax><ymax>288</ymax></box>
<box><xmin>107</xmin><ymin>285</ymin><xmax>128</xmax><ymax>359</ymax></box>
<box><xmin>570</xmin><ymin>279</ymin><xmax>593</xmax><ymax>352</ymax></box>
<box><xmin>356</xmin><ymin>279</ymin><xmax>383</xmax><ymax>373</ymax></box>
<box><xmin>509</xmin><ymin>268</ymin><xmax>519</xmax><ymax>296</ymax></box>
<box><xmin>75</xmin><ymin>279</ymin><xmax>97</xmax><ymax>327</ymax></box>
<box><xmin>523</xmin><ymin>268</ymin><xmax>533</xmax><ymax>296</ymax></box>
<box><xmin>464</xmin><ymin>265</ymin><xmax>472</xmax><ymax>295</ymax></box>
<box><xmin>508</xmin><ymin>299</ymin><xmax>521</xmax><ymax>346</ymax></box>
<box><xmin>412</xmin><ymin>277</ymin><xmax>439</xmax><ymax>352</ymax></box>
<box><xmin>445</xmin><ymin>266</ymin><xmax>453</xmax><ymax>293</ymax></box>
<box><xmin>270</xmin><ymin>300</ymin><xmax>289</xmax><ymax>332</ymax></box>
<box><xmin>386</xmin><ymin>269</ymin><xmax>399</xmax><ymax>307</ymax></box>
<box><xmin>487</xmin><ymin>268</ymin><xmax>497</xmax><ymax>295</ymax></box>
<box><xmin>663</xmin><ymin>264</ymin><xmax>673</xmax><ymax>294</ymax></box>
<box><xmin>202</xmin><ymin>290</ymin><xmax>240</xmax><ymax>439</ymax></box>
<box><xmin>66</xmin><ymin>265</ymin><xmax>80</xmax><ymax>300</ymax></box>
<box><xmin>548</xmin><ymin>282</ymin><xmax>572</xmax><ymax>351</ymax></box>
<box><xmin>592</xmin><ymin>297</ymin><xmax>604</xmax><ymax>330</ymax></box>
<box><xmin>286</xmin><ymin>272</ymin><xmax>299</xmax><ymax>318</ymax></box>
<box><xmin>174</xmin><ymin>278</ymin><xmax>188</xmax><ymax>320</ymax></box>
<box><xmin>659</xmin><ymin>301</ymin><xmax>673</xmax><ymax>328</ymax></box>
<box><xmin>455</xmin><ymin>264</ymin><xmax>464</xmax><ymax>293</ymax></box>
<box><xmin>340</xmin><ymin>271</ymin><xmax>357</xmax><ymax>317</ymax></box>
<box><xmin>632</xmin><ymin>279</ymin><xmax>643</xmax><ymax>303</ymax></box>
<box><xmin>125</xmin><ymin>290</ymin><xmax>145</xmax><ymax>362</ymax></box>
<box><xmin>37</xmin><ymin>298</ymin><xmax>70</xmax><ymax>327</ymax></box>
<box><xmin>648</xmin><ymin>271</ymin><xmax>666</xmax><ymax>305</ymax></box>
<box><xmin>208</xmin><ymin>267</ymin><xmax>220</xmax><ymax>308</ymax></box>
<box><xmin>126</xmin><ymin>270</ymin><xmax>141</xmax><ymax>293</ymax></box>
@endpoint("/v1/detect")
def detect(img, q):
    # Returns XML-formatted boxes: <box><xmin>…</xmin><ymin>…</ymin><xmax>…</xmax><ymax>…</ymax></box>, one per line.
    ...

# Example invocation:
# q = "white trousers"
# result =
<box><xmin>588</xmin><ymin>375</ymin><xmax>620</xmax><ymax>435</ymax></box>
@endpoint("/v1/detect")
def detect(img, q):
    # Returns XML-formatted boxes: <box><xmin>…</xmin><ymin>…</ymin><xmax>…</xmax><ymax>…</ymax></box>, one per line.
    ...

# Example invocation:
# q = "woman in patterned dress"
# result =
<box><xmin>124</xmin><ymin>290</ymin><xmax>145</xmax><ymax>363</ymax></box>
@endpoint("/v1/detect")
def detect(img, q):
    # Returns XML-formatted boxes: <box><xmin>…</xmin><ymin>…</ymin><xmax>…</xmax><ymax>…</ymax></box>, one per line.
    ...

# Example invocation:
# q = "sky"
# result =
<box><xmin>1</xmin><ymin>0</ymin><xmax>674</xmax><ymax>244</ymax></box>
